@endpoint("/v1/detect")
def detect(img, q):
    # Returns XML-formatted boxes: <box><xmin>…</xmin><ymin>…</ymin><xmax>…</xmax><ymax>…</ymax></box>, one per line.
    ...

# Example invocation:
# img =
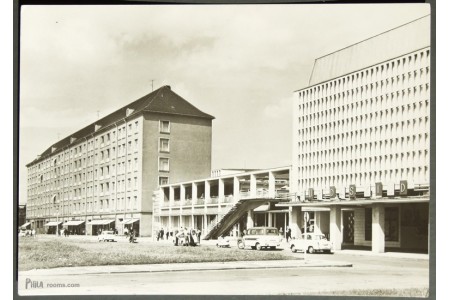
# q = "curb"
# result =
<box><xmin>19</xmin><ymin>260</ymin><xmax>353</xmax><ymax>276</ymax></box>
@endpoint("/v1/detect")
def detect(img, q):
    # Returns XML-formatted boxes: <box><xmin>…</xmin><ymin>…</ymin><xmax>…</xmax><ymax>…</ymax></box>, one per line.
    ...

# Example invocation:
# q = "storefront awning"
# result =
<box><xmin>44</xmin><ymin>221</ymin><xmax>62</xmax><ymax>226</ymax></box>
<box><xmin>20</xmin><ymin>222</ymin><xmax>31</xmax><ymax>228</ymax></box>
<box><xmin>64</xmin><ymin>220</ymin><xmax>85</xmax><ymax>226</ymax></box>
<box><xmin>90</xmin><ymin>219</ymin><xmax>115</xmax><ymax>225</ymax></box>
<box><xmin>122</xmin><ymin>219</ymin><xmax>139</xmax><ymax>225</ymax></box>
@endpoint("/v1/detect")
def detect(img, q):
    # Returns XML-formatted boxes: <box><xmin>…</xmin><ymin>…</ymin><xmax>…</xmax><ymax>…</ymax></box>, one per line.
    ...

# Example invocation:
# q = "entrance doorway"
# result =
<box><xmin>343</xmin><ymin>210</ymin><xmax>354</xmax><ymax>244</ymax></box>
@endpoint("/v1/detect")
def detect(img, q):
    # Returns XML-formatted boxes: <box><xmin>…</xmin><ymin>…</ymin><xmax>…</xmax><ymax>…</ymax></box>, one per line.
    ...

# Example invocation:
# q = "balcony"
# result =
<box><xmin>206</xmin><ymin>197</ymin><xmax>218</xmax><ymax>204</ymax></box>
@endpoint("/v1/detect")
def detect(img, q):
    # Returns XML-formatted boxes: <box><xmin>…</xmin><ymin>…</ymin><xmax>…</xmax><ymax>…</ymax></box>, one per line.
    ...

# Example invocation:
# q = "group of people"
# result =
<box><xmin>156</xmin><ymin>228</ymin><xmax>170</xmax><ymax>241</ymax></box>
<box><xmin>123</xmin><ymin>227</ymin><xmax>137</xmax><ymax>243</ymax></box>
<box><xmin>174</xmin><ymin>227</ymin><xmax>201</xmax><ymax>246</ymax></box>
<box><xmin>279</xmin><ymin>226</ymin><xmax>292</xmax><ymax>243</ymax></box>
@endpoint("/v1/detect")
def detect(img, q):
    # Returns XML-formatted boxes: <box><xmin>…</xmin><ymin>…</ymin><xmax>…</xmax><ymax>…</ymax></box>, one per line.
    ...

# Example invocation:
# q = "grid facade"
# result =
<box><xmin>26</xmin><ymin>117</ymin><xmax>144</xmax><ymax>220</ymax></box>
<box><xmin>293</xmin><ymin>48</ymin><xmax>430</xmax><ymax>194</ymax></box>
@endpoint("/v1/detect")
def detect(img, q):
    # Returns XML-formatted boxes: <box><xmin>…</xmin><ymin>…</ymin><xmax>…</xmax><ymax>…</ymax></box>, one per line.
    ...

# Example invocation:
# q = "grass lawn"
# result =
<box><xmin>18</xmin><ymin>236</ymin><xmax>297</xmax><ymax>271</ymax></box>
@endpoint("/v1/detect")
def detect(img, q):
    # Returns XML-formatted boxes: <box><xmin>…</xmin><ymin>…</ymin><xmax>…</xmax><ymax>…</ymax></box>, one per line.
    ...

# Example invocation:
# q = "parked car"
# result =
<box><xmin>19</xmin><ymin>229</ymin><xmax>27</xmax><ymax>237</ymax></box>
<box><xmin>216</xmin><ymin>236</ymin><xmax>231</xmax><ymax>248</ymax></box>
<box><xmin>289</xmin><ymin>233</ymin><xmax>333</xmax><ymax>254</ymax></box>
<box><xmin>98</xmin><ymin>230</ymin><xmax>116</xmax><ymax>242</ymax></box>
<box><xmin>237</xmin><ymin>227</ymin><xmax>280</xmax><ymax>250</ymax></box>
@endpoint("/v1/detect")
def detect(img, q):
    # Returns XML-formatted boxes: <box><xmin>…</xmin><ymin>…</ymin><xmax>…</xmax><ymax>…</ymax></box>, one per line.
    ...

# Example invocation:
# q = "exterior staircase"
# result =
<box><xmin>203</xmin><ymin>196</ymin><xmax>291</xmax><ymax>240</ymax></box>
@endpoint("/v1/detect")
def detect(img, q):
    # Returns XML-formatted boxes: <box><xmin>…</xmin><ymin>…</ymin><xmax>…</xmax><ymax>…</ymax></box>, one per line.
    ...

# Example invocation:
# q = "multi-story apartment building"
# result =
<box><xmin>25</xmin><ymin>85</ymin><xmax>214</xmax><ymax>237</ymax></box>
<box><xmin>285</xmin><ymin>15</ymin><xmax>431</xmax><ymax>253</ymax></box>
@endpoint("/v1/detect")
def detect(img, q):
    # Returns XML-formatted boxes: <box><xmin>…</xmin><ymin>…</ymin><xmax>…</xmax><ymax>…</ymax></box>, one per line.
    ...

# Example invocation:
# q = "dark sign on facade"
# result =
<box><xmin>375</xmin><ymin>182</ymin><xmax>383</xmax><ymax>197</ymax></box>
<box><xmin>329</xmin><ymin>186</ymin><xmax>336</xmax><ymax>199</ymax></box>
<box><xmin>349</xmin><ymin>184</ymin><xmax>356</xmax><ymax>199</ymax></box>
<box><xmin>400</xmin><ymin>180</ymin><xmax>408</xmax><ymax>196</ymax></box>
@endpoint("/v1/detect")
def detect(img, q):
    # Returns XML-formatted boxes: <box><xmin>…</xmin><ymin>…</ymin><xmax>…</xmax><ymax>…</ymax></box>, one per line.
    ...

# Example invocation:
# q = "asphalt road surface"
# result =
<box><xmin>18</xmin><ymin>252</ymin><xmax>429</xmax><ymax>296</ymax></box>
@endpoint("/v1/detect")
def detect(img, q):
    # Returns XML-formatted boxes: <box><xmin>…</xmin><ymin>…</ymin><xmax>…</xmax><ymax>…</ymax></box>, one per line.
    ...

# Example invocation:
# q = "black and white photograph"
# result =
<box><xmin>15</xmin><ymin>1</ymin><xmax>434</xmax><ymax>298</ymax></box>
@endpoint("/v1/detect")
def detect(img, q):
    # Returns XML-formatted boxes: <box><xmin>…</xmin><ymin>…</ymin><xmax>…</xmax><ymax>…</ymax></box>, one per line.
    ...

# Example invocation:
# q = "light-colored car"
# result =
<box><xmin>237</xmin><ymin>227</ymin><xmax>280</xmax><ymax>250</ymax></box>
<box><xmin>216</xmin><ymin>236</ymin><xmax>231</xmax><ymax>248</ymax></box>
<box><xmin>290</xmin><ymin>233</ymin><xmax>333</xmax><ymax>254</ymax></box>
<box><xmin>98</xmin><ymin>230</ymin><xmax>116</xmax><ymax>242</ymax></box>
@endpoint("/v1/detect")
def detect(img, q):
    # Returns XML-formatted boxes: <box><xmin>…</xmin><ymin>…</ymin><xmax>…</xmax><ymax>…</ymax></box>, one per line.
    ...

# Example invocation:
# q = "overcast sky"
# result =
<box><xmin>19</xmin><ymin>3</ymin><xmax>430</xmax><ymax>203</ymax></box>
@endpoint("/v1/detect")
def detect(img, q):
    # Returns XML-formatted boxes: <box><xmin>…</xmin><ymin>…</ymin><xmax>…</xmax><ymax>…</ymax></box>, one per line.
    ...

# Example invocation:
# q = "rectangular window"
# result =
<box><xmin>159</xmin><ymin>138</ymin><xmax>170</xmax><ymax>152</ymax></box>
<box><xmin>385</xmin><ymin>207</ymin><xmax>399</xmax><ymax>241</ymax></box>
<box><xmin>160</xmin><ymin>120</ymin><xmax>170</xmax><ymax>133</ymax></box>
<box><xmin>159</xmin><ymin>157</ymin><xmax>169</xmax><ymax>172</ymax></box>
<box><xmin>159</xmin><ymin>176</ymin><xmax>169</xmax><ymax>186</ymax></box>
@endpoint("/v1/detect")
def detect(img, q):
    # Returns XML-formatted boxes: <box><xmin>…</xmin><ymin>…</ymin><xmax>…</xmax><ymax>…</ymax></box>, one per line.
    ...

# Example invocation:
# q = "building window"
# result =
<box><xmin>159</xmin><ymin>157</ymin><xmax>169</xmax><ymax>172</ymax></box>
<box><xmin>159</xmin><ymin>176</ymin><xmax>169</xmax><ymax>186</ymax></box>
<box><xmin>385</xmin><ymin>207</ymin><xmax>399</xmax><ymax>242</ymax></box>
<box><xmin>159</xmin><ymin>138</ymin><xmax>170</xmax><ymax>152</ymax></box>
<box><xmin>160</xmin><ymin>120</ymin><xmax>170</xmax><ymax>133</ymax></box>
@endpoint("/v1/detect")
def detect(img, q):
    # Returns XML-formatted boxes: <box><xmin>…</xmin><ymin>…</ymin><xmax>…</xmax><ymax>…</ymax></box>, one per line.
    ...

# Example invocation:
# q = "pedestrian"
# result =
<box><xmin>124</xmin><ymin>227</ymin><xmax>129</xmax><ymax>237</ymax></box>
<box><xmin>174</xmin><ymin>229</ymin><xmax>179</xmax><ymax>246</ymax></box>
<box><xmin>129</xmin><ymin>229</ymin><xmax>134</xmax><ymax>243</ymax></box>
<box><xmin>196</xmin><ymin>228</ymin><xmax>201</xmax><ymax>244</ymax></box>
<box><xmin>184</xmin><ymin>227</ymin><xmax>189</xmax><ymax>246</ymax></box>
<box><xmin>286</xmin><ymin>226</ymin><xmax>292</xmax><ymax>243</ymax></box>
<box><xmin>31</xmin><ymin>228</ymin><xmax>36</xmax><ymax>238</ymax></box>
<box><xmin>166</xmin><ymin>230</ymin><xmax>169</xmax><ymax>241</ymax></box>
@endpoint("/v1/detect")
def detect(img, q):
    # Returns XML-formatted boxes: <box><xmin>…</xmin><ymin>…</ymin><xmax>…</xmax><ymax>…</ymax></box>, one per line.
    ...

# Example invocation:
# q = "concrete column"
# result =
<box><xmin>268</xmin><ymin>172</ymin><xmax>276</xmax><ymax>198</ymax></box>
<box><xmin>372</xmin><ymin>203</ymin><xmax>385</xmax><ymax>253</ymax></box>
<box><xmin>218</xmin><ymin>178</ymin><xmax>225</xmax><ymax>202</ymax></box>
<box><xmin>247</xmin><ymin>210</ymin><xmax>254</xmax><ymax>228</ymax></box>
<box><xmin>180</xmin><ymin>185</ymin><xmax>186</xmax><ymax>203</ymax></box>
<box><xmin>192</xmin><ymin>183</ymin><xmax>198</xmax><ymax>202</ymax></box>
<box><xmin>205</xmin><ymin>181</ymin><xmax>210</xmax><ymax>201</ymax></box>
<box><xmin>330</xmin><ymin>206</ymin><xmax>342</xmax><ymax>250</ymax></box>
<box><xmin>289</xmin><ymin>206</ymin><xmax>301</xmax><ymax>238</ymax></box>
<box><xmin>203</xmin><ymin>214</ymin><xmax>207</xmax><ymax>233</ymax></box>
<box><xmin>250</xmin><ymin>174</ymin><xmax>257</xmax><ymax>197</ymax></box>
<box><xmin>268</xmin><ymin>212</ymin><xmax>273</xmax><ymax>227</ymax></box>
<box><xmin>169</xmin><ymin>186</ymin><xmax>174</xmax><ymax>204</ymax></box>
<box><xmin>168</xmin><ymin>215</ymin><xmax>172</xmax><ymax>231</ymax></box>
<box><xmin>233</xmin><ymin>177</ymin><xmax>240</xmax><ymax>202</ymax></box>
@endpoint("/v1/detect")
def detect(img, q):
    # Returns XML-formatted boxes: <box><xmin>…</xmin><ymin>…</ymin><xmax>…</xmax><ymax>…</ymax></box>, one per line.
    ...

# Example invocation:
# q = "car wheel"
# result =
<box><xmin>290</xmin><ymin>245</ymin><xmax>297</xmax><ymax>253</ymax></box>
<box><xmin>308</xmin><ymin>246</ymin><xmax>314</xmax><ymax>254</ymax></box>
<box><xmin>237</xmin><ymin>241</ymin><xmax>245</xmax><ymax>249</ymax></box>
<box><xmin>255</xmin><ymin>243</ymin><xmax>262</xmax><ymax>251</ymax></box>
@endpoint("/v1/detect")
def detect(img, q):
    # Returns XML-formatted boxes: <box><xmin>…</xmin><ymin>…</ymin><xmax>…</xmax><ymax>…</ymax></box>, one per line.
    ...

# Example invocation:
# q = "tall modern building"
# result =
<box><xmin>285</xmin><ymin>15</ymin><xmax>431</xmax><ymax>253</ymax></box>
<box><xmin>25</xmin><ymin>86</ymin><xmax>214</xmax><ymax>237</ymax></box>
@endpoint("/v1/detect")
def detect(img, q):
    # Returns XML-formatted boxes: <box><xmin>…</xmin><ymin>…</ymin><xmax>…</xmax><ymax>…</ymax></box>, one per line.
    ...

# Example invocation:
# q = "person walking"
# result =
<box><xmin>196</xmin><ymin>228</ymin><xmax>201</xmax><ymax>245</ymax></box>
<box><xmin>286</xmin><ymin>226</ymin><xmax>292</xmax><ymax>243</ymax></box>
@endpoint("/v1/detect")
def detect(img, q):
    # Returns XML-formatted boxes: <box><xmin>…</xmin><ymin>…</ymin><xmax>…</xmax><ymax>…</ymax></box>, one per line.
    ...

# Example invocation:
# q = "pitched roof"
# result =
<box><xmin>27</xmin><ymin>85</ymin><xmax>214</xmax><ymax>167</ymax></box>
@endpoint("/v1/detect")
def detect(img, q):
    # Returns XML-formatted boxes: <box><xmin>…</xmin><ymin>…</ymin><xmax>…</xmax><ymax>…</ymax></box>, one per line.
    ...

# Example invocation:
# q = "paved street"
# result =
<box><xmin>18</xmin><ymin>244</ymin><xmax>429</xmax><ymax>296</ymax></box>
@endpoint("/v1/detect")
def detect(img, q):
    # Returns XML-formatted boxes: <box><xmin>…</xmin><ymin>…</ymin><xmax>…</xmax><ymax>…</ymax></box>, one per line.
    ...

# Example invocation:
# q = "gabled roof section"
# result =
<box><xmin>27</xmin><ymin>85</ymin><xmax>214</xmax><ymax>167</ymax></box>
<box><xmin>142</xmin><ymin>86</ymin><xmax>215</xmax><ymax>119</ymax></box>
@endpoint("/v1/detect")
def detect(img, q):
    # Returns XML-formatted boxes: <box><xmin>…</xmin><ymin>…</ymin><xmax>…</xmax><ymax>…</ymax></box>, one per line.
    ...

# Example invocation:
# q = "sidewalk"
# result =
<box><xmin>19</xmin><ymin>259</ymin><xmax>353</xmax><ymax>277</ymax></box>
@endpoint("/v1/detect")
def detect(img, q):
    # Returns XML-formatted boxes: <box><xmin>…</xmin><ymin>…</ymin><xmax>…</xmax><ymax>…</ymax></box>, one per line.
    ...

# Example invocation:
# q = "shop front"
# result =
<box><xmin>63</xmin><ymin>220</ymin><xmax>86</xmax><ymax>235</ymax></box>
